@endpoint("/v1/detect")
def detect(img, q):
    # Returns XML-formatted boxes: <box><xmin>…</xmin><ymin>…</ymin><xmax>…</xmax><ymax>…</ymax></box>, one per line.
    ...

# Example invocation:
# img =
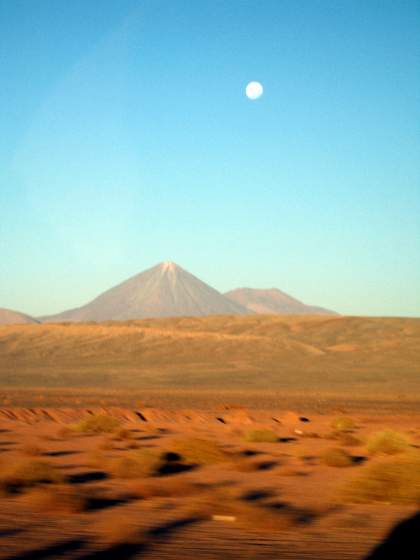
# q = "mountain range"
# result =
<box><xmin>0</xmin><ymin>308</ymin><xmax>39</xmax><ymax>325</ymax></box>
<box><xmin>225</xmin><ymin>288</ymin><xmax>336</xmax><ymax>315</ymax></box>
<box><xmin>41</xmin><ymin>262</ymin><xmax>250</xmax><ymax>322</ymax></box>
<box><xmin>1</xmin><ymin>262</ymin><xmax>337</xmax><ymax>324</ymax></box>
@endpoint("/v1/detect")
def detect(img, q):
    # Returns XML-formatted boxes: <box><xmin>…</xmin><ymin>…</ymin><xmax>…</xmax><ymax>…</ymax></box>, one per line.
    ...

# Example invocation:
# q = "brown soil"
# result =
<box><xmin>0</xmin><ymin>316</ymin><xmax>418</xmax><ymax>408</ymax></box>
<box><xmin>0</xmin><ymin>407</ymin><xmax>418</xmax><ymax>559</ymax></box>
<box><xmin>0</xmin><ymin>316</ymin><xmax>418</xmax><ymax>558</ymax></box>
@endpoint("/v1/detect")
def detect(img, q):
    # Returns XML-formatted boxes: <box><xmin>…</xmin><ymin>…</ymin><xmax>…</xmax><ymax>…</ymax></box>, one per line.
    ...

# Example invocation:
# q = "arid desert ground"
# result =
<box><xmin>0</xmin><ymin>315</ymin><xmax>419</xmax><ymax>559</ymax></box>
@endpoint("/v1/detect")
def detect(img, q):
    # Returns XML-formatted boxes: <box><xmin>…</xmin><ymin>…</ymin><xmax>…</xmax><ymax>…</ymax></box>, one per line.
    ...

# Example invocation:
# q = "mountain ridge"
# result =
<box><xmin>224</xmin><ymin>287</ymin><xmax>337</xmax><ymax>315</ymax></box>
<box><xmin>0</xmin><ymin>308</ymin><xmax>39</xmax><ymax>325</ymax></box>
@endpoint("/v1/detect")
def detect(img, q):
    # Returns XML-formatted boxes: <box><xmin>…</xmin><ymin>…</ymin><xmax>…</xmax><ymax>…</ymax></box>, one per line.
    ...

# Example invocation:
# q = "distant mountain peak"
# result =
<box><xmin>159</xmin><ymin>261</ymin><xmax>178</xmax><ymax>271</ymax></box>
<box><xmin>224</xmin><ymin>288</ymin><xmax>337</xmax><ymax>316</ymax></box>
<box><xmin>0</xmin><ymin>308</ymin><xmax>39</xmax><ymax>325</ymax></box>
<box><xmin>42</xmin><ymin>262</ymin><xmax>251</xmax><ymax>322</ymax></box>
<box><xmin>38</xmin><ymin>262</ymin><xmax>337</xmax><ymax>322</ymax></box>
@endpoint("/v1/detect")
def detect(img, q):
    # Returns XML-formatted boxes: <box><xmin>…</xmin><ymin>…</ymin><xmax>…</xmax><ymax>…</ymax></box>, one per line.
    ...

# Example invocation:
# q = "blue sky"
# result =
<box><xmin>1</xmin><ymin>0</ymin><xmax>419</xmax><ymax>317</ymax></box>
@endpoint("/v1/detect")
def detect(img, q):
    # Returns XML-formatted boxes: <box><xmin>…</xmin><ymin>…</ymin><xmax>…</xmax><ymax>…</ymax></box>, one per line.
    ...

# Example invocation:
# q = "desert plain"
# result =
<box><xmin>0</xmin><ymin>315</ymin><xmax>419</xmax><ymax>559</ymax></box>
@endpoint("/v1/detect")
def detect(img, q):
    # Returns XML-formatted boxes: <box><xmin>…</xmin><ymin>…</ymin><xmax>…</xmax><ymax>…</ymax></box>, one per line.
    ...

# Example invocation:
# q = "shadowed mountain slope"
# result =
<box><xmin>42</xmin><ymin>262</ymin><xmax>251</xmax><ymax>322</ymax></box>
<box><xmin>0</xmin><ymin>308</ymin><xmax>39</xmax><ymax>325</ymax></box>
<box><xmin>225</xmin><ymin>288</ymin><xmax>337</xmax><ymax>315</ymax></box>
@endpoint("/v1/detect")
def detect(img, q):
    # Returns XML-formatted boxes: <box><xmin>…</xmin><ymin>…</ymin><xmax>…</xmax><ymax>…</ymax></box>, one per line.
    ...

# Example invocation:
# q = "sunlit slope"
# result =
<box><xmin>0</xmin><ymin>315</ymin><xmax>419</xmax><ymax>397</ymax></box>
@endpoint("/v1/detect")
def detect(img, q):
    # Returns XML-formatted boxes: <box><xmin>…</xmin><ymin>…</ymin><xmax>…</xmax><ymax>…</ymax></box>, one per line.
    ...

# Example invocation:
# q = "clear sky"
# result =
<box><xmin>1</xmin><ymin>0</ymin><xmax>419</xmax><ymax>317</ymax></box>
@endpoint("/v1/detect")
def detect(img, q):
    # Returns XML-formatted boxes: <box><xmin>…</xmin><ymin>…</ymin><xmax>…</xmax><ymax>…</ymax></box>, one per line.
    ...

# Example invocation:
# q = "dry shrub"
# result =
<box><xmin>24</xmin><ymin>485</ymin><xmax>86</xmax><ymax>513</ymax></box>
<box><xmin>169</xmin><ymin>438</ymin><xmax>229</xmax><ymax>465</ymax></box>
<box><xmin>337</xmin><ymin>433</ymin><xmax>363</xmax><ymax>447</ymax></box>
<box><xmin>296</xmin><ymin>452</ymin><xmax>318</xmax><ymax>466</ymax></box>
<box><xmin>321</xmin><ymin>448</ymin><xmax>353</xmax><ymax>468</ymax></box>
<box><xmin>330</xmin><ymin>417</ymin><xmax>356</xmax><ymax>433</ymax></box>
<box><xmin>113</xmin><ymin>428</ymin><xmax>134</xmax><ymax>441</ymax></box>
<box><xmin>111</xmin><ymin>428</ymin><xmax>140</xmax><ymax>449</ymax></box>
<box><xmin>73</xmin><ymin>414</ymin><xmax>121</xmax><ymax>434</ymax></box>
<box><xmin>342</xmin><ymin>454</ymin><xmax>420</xmax><ymax>504</ymax></box>
<box><xmin>367</xmin><ymin>431</ymin><xmax>410</xmax><ymax>456</ymax></box>
<box><xmin>0</xmin><ymin>460</ymin><xmax>63</xmax><ymax>493</ymax></box>
<box><xmin>106</xmin><ymin>449</ymin><xmax>161</xmax><ymax>479</ymax></box>
<box><xmin>244</xmin><ymin>429</ymin><xmax>278</xmax><ymax>443</ymax></box>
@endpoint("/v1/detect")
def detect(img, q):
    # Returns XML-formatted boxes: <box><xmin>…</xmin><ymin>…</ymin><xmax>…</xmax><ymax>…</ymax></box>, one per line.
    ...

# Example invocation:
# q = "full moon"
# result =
<box><xmin>245</xmin><ymin>81</ymin><xmax>263</xmax><ymax>100</ymax></box>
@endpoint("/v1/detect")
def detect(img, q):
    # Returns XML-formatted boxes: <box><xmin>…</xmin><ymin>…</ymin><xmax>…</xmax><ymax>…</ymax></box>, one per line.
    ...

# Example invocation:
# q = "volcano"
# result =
<box><xmin>42</xmin><ymin>262</ymin><xmax>251</xmax><ymax>322</ymax></box>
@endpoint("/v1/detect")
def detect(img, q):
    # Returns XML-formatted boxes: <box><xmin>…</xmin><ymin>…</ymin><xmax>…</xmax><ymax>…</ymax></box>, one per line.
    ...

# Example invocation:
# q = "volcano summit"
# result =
<box><xmin>42</xmin><ymin>262</ymin><xmax>251</xmax><ymax>322</ymax></box>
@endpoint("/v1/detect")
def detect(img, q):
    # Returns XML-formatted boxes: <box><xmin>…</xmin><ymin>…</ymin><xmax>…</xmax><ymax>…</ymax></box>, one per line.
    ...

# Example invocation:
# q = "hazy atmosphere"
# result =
<box><xmin>1</xmin><ymin>0</ymin><xmax>419</xmax><ymax>317</ymax></box>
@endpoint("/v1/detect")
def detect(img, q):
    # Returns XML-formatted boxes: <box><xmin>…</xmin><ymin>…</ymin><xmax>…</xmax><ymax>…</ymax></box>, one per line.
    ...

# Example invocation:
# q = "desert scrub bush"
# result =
<box><xmin>321</xmin><ymin>448</ymin><xmax>354</xmax><ymax>468</ymax></box>
<box><xmin>106</xmin><ymin>449</ymin><xmax>161</xmax><ymax>478</ymax></box>
<box><xmin>342</xmin><ymin>455</ymin><xmax>420</xmax><ymax>504</ymax></box>
<box><xmin>367</xmin><ymin>431</ymin><xmax>410</xmax><ymax>456</ymax></box>
<box><xmin>170</xmin><ymin>438</ymin><xmax>229</xmax><ymax>465</ymax></box>
<box><xmin>24</xmin><ymin>485</ymin><xmax>87</xmax><ymax>513</ymax></box>
<box><xmin>296</xmin><ymin>452</ymin><xmax>318</xmax><ymax>466</ymax></box>
<box><xmin>337</xmin><ymin>433</ymin><xmax>363</xmax><ymax>447</ymax></box>
<box><xmin>113</xmin><ymin>428</ymin><xmax>134</xmax><ymax>441</ymax></box>
<box><xmin>244</xmin><ymin>429</ymin><xmax>278</xmax><ymax>443</ymax></box>
<box><xmin>73</xmin><ymin>414</ymin><xmax>121</xmax><ymax>434</ymax></box>
<box><xmin>0</xmin><ymin>460</ymin><xmax>63</xmax><ymax>493</ymax></box>
<box><xmin>330</xmin><ymin>417</ymin><xmax>356</xmax><ymax>433</ymax></box>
